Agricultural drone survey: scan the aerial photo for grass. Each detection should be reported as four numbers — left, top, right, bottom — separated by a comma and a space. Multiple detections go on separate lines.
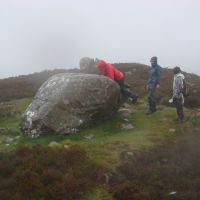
111, 118, 200, 200
0, 98, 193, 167
0, 98, 32, 128
85, 186, 113, 200
0, 98, 198, 199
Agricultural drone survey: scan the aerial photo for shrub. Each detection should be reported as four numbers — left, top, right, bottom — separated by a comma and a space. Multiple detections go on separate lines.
110, 125, 200, 200
0, 145, 105, 200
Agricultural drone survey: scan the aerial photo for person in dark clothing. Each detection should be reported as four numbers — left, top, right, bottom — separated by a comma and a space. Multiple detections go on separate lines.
172, 66, 185, 122
96, 59, 138, 103
146, 56, 161, 114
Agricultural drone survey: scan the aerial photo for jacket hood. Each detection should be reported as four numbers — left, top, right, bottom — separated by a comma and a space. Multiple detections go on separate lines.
96, 60, 107, 71
175, 73, 185, 79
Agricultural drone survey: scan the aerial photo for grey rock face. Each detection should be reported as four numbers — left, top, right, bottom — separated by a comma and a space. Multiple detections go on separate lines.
21, 73, 123, 137
79, 57, 95, 70
79, 57, 99, 74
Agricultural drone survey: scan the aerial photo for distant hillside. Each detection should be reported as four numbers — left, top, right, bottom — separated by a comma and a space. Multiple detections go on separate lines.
0, 64, 199, 107
0, 69, 77, 102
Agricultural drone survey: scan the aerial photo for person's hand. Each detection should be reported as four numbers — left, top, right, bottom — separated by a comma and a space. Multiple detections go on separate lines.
168, 98, 173, 103
156, 84, 160, 90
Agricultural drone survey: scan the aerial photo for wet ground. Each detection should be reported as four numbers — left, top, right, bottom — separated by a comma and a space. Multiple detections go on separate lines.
111, 120, 200, 200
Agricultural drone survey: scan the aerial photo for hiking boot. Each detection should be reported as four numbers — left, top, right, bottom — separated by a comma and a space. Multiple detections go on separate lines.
174, 118, 184, 123
146, 110, 153, 115
146, 108, 157, 115
132, 95, 138, 104
132, 98, 137, 104
177, 118, 184, 123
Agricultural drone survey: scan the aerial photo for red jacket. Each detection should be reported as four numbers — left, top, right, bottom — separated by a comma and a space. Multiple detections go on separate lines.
96, 60, 124, 81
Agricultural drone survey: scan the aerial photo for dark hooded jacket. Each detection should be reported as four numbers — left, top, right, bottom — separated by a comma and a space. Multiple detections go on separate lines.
148, 64, 161, 85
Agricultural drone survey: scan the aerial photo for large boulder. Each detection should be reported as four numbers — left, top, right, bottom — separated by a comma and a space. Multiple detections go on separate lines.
20, 73, 123, 137
79, 57, 95, 70
79, 57, 99, 74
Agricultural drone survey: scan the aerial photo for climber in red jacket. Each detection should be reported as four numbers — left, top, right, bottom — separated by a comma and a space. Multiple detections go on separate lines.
96, 59, 138, 103
96, 59, 124, 81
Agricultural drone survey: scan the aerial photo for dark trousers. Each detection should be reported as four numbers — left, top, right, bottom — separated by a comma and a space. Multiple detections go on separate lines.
173, 97, 184, 121
115, 79, 138, 101
147, 84, 156, 112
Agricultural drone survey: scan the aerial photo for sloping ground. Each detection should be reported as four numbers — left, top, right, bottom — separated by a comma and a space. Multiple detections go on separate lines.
111, 116, 200, 200
0, 98, 200, 199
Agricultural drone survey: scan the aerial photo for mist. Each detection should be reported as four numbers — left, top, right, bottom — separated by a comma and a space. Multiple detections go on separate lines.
0, 0, 200, 78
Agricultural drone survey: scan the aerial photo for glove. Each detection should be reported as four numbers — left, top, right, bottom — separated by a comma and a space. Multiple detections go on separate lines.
168, 98, 173, 103
156, 84, 160, 90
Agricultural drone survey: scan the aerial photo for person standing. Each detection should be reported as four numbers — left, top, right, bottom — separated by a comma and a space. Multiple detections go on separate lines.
146, 56, 161, 114
96, 59, 138, 103
172, 66, 185, 122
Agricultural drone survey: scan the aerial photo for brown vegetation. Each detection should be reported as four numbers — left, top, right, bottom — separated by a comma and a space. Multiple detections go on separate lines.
110, 119, 200, 200
0, 145, 105, 200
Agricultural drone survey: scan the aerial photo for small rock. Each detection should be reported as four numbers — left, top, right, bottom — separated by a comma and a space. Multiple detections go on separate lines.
121, 123, 134, 130
118, 108, 132, 117
168, 191, 177, 195
104, 173, 110, 184
15, 136, 21, 140
6, 137, 14, 143
123, 103, 131, 108
0, 127, 5, 133
126, 151, 134, 156
125, 71, 132, 76
84, 134, 95, 140
169, 128, 176, 133
123, 118, 129, 122
5, 144, 10, 146
132, 68, 137, 72
48, 141, 60, 147
63, 144, 70, 149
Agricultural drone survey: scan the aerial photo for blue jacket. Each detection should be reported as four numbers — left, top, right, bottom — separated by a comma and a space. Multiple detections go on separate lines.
148, 64, 161, 85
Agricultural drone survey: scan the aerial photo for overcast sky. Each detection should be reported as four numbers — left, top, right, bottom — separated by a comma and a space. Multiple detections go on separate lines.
0, 0, 200, 78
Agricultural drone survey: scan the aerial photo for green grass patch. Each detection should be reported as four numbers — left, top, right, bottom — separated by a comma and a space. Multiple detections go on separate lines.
0, 98, 32, 129
84, 186, 113, 200
0, 98, 195, 169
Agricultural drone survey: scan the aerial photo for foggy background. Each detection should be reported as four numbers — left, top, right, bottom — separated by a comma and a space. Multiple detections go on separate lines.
0, 0, 200, 78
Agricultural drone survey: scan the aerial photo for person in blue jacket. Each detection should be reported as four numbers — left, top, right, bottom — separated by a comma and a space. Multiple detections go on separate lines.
146, 56, 161, 114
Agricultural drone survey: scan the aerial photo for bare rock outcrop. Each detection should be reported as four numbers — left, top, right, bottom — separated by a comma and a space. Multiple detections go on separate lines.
21, 73, 123, 137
